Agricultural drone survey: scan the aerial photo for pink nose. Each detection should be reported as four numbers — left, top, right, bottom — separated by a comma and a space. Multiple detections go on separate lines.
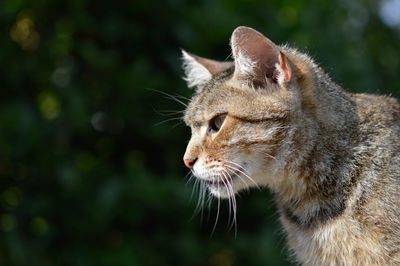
184, 158, 197, 169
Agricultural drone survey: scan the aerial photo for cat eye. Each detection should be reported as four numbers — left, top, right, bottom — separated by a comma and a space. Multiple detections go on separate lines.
208, 113, 227, 134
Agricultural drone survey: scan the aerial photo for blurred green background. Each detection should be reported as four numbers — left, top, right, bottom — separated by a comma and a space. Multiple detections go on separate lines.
1, 0, 400, 265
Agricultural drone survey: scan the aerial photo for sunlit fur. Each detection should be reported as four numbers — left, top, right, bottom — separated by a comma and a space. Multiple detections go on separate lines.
182, 51, 212, 91
181, 26, 400, 265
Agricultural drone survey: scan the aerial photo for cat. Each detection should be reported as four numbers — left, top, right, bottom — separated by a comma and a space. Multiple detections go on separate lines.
180, 26, 400, 265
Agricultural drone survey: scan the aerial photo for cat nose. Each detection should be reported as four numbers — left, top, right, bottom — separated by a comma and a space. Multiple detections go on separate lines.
184, 158, 197, 169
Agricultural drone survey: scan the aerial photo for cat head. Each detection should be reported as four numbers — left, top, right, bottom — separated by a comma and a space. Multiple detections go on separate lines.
181, 26, 315, 198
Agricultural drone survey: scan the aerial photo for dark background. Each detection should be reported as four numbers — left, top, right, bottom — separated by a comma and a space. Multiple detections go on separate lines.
1, 0, 400, 265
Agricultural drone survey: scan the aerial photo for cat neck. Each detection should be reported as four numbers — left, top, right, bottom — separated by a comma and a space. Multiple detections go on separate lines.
270, 61, 360, 229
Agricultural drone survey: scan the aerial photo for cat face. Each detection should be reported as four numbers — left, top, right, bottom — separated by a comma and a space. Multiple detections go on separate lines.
182, 26, 308, 198
183, 85, 291, 198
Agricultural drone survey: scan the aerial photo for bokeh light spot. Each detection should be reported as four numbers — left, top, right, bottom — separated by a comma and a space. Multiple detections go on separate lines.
37, 92, 61, 120
2, 187, 22, 209
10, 9, 40, 51
91, 111, 106, 131
31, 217, 48, 236
380, 0, 400, 27
1, 214, 17, 232
52, 66, 71, 88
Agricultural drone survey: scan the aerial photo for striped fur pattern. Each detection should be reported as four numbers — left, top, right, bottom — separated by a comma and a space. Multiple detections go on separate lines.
181, 26, 400, 265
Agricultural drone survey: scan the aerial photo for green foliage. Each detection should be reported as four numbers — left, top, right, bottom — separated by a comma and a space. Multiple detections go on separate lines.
0, 0, 399, 265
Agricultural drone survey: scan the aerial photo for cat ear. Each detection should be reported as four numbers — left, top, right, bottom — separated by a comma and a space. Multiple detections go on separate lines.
230, 26, 291, 88
181, 50, 233, 92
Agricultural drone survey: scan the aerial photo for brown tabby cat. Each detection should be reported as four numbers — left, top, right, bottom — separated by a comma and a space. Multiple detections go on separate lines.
180, 26, 400, 265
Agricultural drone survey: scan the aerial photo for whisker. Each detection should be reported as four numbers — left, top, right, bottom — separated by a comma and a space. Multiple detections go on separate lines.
206, 192, 213, 223
189, 175, 199, 201
225, 160, 247, 171
171, 121, 184, 128
151, 105, 185, 117
222, 170, 237, 236
211, 182, 221, 236
225, 161, 252, 178
172, 94, 191, 101
225, 162, 261, 190
225, 166, 250, 189
224, 161, 251, 182
227, 167, 260, 190
198, 182, 207, 224
219, 173, 232, 227
184, 171, 194, 184
153, 117, 183, 127
148, 88, 188, 107
157, 109, 186, 116
191, 180, 202, 217
225, 51, 233, 61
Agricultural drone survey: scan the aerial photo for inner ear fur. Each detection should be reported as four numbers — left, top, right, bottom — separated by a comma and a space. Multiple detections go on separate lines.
230, 26, 292, 88
181, 50, 233, 92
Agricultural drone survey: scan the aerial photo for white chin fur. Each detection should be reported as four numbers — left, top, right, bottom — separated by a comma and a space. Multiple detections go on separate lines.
207, 181, 253, 198
208, 186, 231, 198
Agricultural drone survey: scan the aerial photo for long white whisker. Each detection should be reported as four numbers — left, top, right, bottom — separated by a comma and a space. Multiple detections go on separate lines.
224, 164, 251, 180
165, 93, 191, 101
224, 166, 250, 189
225, 163, 261, 190
192, 180, 203, 217
211, 181, 221, 236
190, 176, 199, 201
222, 170, 237, 236
157, 109, 186, 116
206, 192, 213, 222
225, 161, 256, 183
151, 106, 185, 117
153, 117, 183, 127
225, 160, 248, 172
162, 95, 187, 107
199, 182, 207, 224
171, 121, 184, 128
184, 171, 193, 184
148, 88, 188, 107
226, 171, 237, 229
225, 160, 246, 171
219, 173, 232, 227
